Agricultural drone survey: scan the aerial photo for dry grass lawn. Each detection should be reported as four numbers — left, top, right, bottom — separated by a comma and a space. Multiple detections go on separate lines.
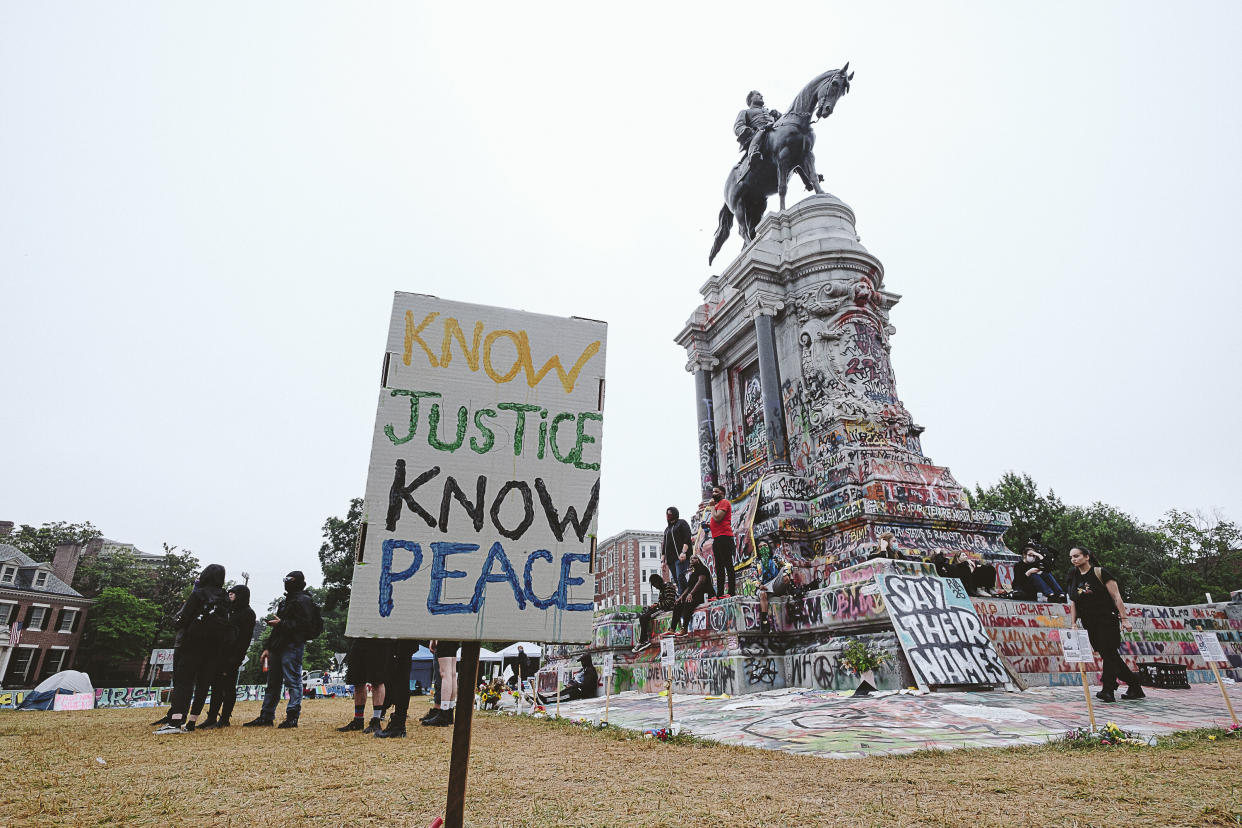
4, 698, 1241, 827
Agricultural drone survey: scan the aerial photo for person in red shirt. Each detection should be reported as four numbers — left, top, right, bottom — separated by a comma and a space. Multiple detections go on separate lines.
708, 485, 737, 597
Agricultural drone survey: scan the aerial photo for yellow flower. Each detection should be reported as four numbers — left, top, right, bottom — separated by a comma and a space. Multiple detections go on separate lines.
1209, 735, 1217, 741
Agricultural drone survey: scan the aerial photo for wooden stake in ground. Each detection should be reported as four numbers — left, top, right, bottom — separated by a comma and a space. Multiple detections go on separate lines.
1193, 627, 1239, 727
444, 642, 481, 828
1059, 628, 1096, 730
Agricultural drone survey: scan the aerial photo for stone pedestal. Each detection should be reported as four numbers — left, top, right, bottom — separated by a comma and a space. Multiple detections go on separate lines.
676, 194, 1013, 580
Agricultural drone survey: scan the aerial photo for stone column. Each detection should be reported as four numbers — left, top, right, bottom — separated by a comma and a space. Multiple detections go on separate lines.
753, 301, 789, 466
691, 355, 719, 499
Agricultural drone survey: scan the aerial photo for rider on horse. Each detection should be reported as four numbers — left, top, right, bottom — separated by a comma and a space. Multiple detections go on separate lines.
733, 91, 781, 169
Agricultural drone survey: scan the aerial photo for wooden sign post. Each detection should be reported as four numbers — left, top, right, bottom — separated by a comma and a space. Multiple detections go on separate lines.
660, 637, 675, 727
1193, 627, 1239, 726
602, 653, 614, 724
344, 294, 607, 828
1060, 628, 1097, 730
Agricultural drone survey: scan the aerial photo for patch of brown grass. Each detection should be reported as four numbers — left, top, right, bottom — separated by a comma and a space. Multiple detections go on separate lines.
3, 699, 1240, 827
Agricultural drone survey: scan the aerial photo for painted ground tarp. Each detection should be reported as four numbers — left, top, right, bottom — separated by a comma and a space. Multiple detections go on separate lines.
346, 294, 607, 643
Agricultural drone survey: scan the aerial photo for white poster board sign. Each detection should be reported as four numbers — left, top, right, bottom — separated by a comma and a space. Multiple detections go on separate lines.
660, 637, 675, 671
1059, 629, 1095, 664
53, 692, 94, 711
1193, 631, 1227, 663
150, 648, 175, 668
602, 652, 614, 679
346, 294, 607, 643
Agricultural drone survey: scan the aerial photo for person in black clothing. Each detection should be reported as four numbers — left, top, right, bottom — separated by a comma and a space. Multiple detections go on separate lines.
947, 550, 998, 598
662, 507, 693, 596
155, 564, 230, 735
508, 644, 533, 689
636, 574, 678, 649
1012, 545, 1065, 602
244, 570, 316, 728
199, 585, 256, 729
1067, 545, 1147, 703
337, 638, 390, 733
375, 639, 422, 738
540, 654, 599, 703
672, 558, 714, 634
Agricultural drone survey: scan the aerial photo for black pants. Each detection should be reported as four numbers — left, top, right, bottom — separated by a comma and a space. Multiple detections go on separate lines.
206, 659, 242, 722
1084, 616, 1142, 692
673, 599, 701, 632
169, 644, 220, 720
712, 535, 736, 597
638, 606, 664, 643
388, 641, 418, 722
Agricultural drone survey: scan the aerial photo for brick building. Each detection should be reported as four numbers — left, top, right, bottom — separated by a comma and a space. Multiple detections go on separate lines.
0, 523, 93, 688
594, 530, 664, 610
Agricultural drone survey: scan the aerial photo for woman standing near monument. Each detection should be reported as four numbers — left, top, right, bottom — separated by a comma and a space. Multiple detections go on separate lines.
1066, 546, 1146, 703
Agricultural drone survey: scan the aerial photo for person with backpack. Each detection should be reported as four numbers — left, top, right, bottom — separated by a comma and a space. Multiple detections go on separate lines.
244, 570, 322, 729
155, 564, 231, 734
199, 584, 257, 729
1067, 545, 1148, 703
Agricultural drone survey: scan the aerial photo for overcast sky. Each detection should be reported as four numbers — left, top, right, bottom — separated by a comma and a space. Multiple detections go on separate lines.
3, 2, 1239, 610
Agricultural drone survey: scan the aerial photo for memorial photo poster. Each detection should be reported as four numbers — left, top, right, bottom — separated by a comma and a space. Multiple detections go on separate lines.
345, 293, 607, 643
879, 573, 1014, 691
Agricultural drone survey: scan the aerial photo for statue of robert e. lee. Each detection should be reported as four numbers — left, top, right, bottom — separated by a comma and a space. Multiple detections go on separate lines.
733, 90, 782, 167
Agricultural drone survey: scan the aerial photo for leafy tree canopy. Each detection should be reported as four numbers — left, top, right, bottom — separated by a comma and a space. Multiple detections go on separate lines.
5, 521, 102, 562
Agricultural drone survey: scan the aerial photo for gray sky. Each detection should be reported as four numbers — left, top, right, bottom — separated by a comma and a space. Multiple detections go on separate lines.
3, 2, 1239, 610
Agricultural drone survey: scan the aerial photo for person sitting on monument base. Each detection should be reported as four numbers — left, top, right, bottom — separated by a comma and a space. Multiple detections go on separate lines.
867, 531, 905, 561
673, 558, 715, 634
635, 573, 678, 651
538, 654, 599, 704
947, 550, 998, 598
756, 545, 792, 633
1012, 545, 1065, 602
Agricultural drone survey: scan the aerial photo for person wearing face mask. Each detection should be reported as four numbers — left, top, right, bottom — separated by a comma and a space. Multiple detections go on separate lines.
708, 486, 737, 597
244, 570, 317, 729
155, 564, 230, 734
1012, 545, 1065, 602
199, 584, 257, 729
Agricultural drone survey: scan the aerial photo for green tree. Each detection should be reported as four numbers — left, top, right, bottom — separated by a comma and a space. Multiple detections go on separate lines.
970, 472, 1066, 554
73, 550, 152, 598
80, 587, 162, 684
317, 498, 361, 659
146, 544, 201, 648
1157, 510, 1242, 603
6, 521, 102, 562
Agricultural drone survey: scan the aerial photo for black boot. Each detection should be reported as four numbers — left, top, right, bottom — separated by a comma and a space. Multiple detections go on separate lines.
418, 707, 439, 724
1095, 690, 1117, 703
198, 715, 219, 730
277, 712, 299, 729
150, 714, 170, 726
1122, 683, 1146, 700
217, 717, 230, 728
337, 718, 365, 732
375, 716, 406, 738
423, 708, 453, 727
243, 714, 274, 727
362, 717, 383, 734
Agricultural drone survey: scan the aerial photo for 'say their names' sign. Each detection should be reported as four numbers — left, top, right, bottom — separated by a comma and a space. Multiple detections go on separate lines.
345, 293, 607, 643
879, 573, 1014, 691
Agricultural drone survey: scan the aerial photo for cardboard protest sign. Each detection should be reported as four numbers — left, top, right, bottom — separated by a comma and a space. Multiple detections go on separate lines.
660, 637, 675, 671
150, 648, 174, 668
346, 294, 607, 643
1059, 629, 1095, 664
1192, 631, 1227, 663
53, 692, 94, 711
601, 652, 614, 679
879, 573, 1014, 691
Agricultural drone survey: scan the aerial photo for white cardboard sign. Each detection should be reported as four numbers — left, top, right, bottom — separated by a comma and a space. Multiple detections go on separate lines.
1059, 629, 1095, 664
1192, 631, 1227, 663
150, 648, 175, 667
602, 652, 614, 678
345, 293, 607, 643
660, 637, 675, 670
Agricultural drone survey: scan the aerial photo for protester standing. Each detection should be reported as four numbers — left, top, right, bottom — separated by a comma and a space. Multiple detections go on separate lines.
708, 486, 737, 597
1067, 546, 1147, 703
375, 639, 421, 738
662, 507, 693, 596
422, 639, 459, 727
244, 570, 317, 728
199, 584, 256, 729
337, 638, 390, 733
155, 564, 230, 734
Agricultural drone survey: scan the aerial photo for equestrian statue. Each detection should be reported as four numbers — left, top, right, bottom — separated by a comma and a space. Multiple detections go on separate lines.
708, 64, 855, 266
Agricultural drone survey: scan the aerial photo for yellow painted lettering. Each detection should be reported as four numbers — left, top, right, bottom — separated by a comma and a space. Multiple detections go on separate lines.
404, 311, 440, 367
439, 318, 483, 371
520, 334, 602, 394
483, 329, 524, 383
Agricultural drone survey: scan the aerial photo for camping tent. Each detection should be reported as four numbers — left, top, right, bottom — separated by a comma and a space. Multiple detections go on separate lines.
18, 670, 94, 710
495, 642, 542, 658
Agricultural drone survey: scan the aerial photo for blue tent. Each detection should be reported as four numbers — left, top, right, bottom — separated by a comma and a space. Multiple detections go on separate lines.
408, 645, 435, 693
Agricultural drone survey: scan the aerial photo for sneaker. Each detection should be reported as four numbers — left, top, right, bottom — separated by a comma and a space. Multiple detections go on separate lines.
1095, 690, 1117, 703
198, 718, 218, 730
216, 719, 230, 728
184, 721, 196, 732
150, 715, 170, 726
153, 724, 183, 735
424, 708, 453, 727
375, 719, 407, 739
363, 717, 383, 734
418, 707, 440, 724
337, 718, 365, 732
1122, 685, 1146, 700
243, 716, 274, 727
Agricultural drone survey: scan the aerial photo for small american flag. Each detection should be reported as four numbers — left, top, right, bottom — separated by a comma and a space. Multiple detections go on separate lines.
10, 621, 21, 647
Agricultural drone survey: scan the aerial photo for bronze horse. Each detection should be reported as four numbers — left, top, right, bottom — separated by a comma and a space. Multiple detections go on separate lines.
708, 65, 854, 265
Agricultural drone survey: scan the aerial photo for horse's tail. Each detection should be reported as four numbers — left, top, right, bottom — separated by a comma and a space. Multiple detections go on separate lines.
708, 204, 733, 265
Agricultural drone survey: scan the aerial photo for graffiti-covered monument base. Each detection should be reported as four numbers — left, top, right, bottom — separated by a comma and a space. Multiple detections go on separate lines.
676, 193, 1014, 583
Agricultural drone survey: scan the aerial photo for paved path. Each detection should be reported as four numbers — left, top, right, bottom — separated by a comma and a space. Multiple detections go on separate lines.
549, 682, 1242, 758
